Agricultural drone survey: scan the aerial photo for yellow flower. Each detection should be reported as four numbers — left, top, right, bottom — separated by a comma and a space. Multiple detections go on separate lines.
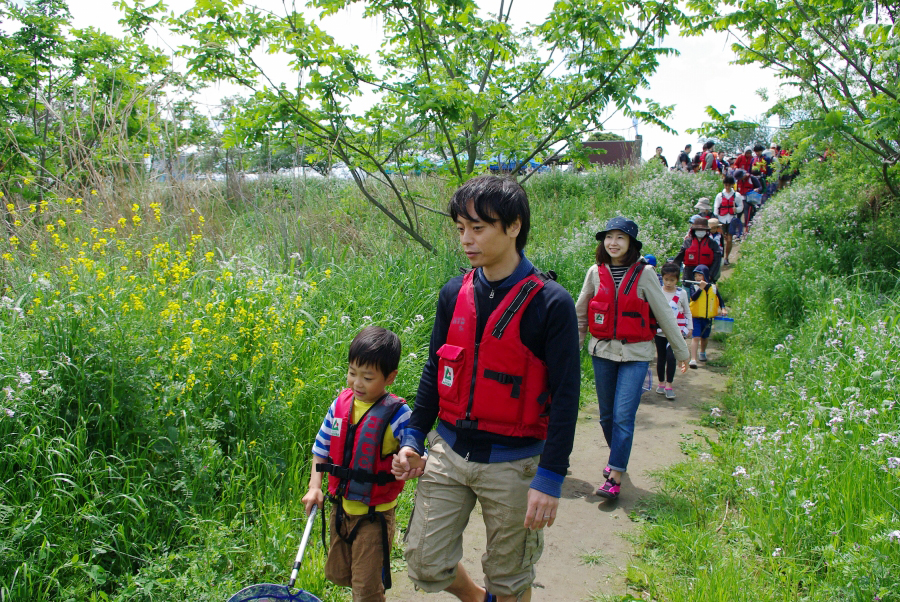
91, 190, 98, 196
132, 204, 140, 212
57, 219, 66, 228
65, 197, 73, 204
132, 216, 141, 225
45, 224, 55, 233
229, 353, 238, 361
74, 209, 82, 215
319, 315, 327, 326
324, 268, 332, 278
0, 191, 4, 198
5, 203, 13, 212
2, 253, 13, 261
23, 178, 32, 185
204, 251, 214, 262
143, 153, 151, 159
14, 220, 21, 227
9, 236, 18, 246
118, 217, 127, 227
29, 204, 36, 213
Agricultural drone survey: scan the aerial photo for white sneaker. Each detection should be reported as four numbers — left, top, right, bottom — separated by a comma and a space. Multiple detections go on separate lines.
689, 359, 698, 369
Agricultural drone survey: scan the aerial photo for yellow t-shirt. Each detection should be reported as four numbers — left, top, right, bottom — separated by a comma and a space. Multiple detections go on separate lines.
341, 397, 401, 515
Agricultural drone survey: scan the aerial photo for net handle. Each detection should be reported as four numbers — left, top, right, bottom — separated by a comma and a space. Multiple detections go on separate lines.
288, 505, 319, 589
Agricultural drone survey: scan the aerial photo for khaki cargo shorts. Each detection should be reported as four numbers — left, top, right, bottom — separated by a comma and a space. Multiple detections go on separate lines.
404, 432, 544, 597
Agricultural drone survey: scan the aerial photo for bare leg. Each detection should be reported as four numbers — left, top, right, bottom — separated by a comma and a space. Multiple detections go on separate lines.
691, 336, 700, 362
724, 233, 732, 261
700, 337, 709, 353
445, 563, 487, 602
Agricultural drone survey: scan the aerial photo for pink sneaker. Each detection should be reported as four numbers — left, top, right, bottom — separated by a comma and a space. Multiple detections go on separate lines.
596, 478, 620, 499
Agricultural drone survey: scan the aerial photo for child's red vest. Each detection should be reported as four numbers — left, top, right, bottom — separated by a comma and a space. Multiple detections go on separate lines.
684, 235, 715, 268
436, 270, 551, 439
736, 178, 754, 196
588, 263, 656, 344
324, 388, 405, 507
718, 192, 737, 216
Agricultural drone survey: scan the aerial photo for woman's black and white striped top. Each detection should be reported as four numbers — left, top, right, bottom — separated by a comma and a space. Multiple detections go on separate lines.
608, 264, 630, 288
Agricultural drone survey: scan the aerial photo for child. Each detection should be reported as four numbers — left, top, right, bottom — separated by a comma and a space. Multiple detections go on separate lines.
693, 197, 713, 219
655, 263, 692, 399
675, 217, 722, 284
302, 325, 420, 601
713, 175, 744, 266
707, 218, 724, 249
687, 265, 726, 368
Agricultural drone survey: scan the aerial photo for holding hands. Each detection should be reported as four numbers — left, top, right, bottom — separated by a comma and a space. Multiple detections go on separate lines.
392, 446, 426, 480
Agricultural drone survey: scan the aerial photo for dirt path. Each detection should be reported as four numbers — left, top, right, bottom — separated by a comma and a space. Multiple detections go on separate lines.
390, 264, 734, 601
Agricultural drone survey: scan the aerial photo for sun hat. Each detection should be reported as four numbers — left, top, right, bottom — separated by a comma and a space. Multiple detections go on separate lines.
691, 217, 710, 230
733, 168, 746, 180
707, 218, 721, 229
689, 213, 701, 224
744, 146, 753, 153
595, 216, 643, 252
694, 197, 712, 212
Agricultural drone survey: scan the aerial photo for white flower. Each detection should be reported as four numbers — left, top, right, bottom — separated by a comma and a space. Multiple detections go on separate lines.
3, 408, 12, 418
887, 457, 900, 470
774, 344, 786, 352
362, 315, 373, 322
37, 369, 49, 379
3, 386, 13, 400
340, 316, 351, 324
732, 466, 747, 477
710, 407, 723, 418
772, 547, 783, 557
699, 452, 712, 462
408, 353, 418, 359
17, 372, 32, 385
414, 314, 425, 322
888, 530, 900, 543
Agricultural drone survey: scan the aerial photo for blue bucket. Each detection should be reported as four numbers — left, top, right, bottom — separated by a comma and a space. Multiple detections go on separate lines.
713, 316, 734, 334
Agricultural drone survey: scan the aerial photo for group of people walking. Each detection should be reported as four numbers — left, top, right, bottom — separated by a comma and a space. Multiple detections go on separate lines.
297, 166, 762, 601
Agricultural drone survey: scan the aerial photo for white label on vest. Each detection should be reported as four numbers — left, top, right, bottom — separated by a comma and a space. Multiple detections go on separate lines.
332, 417, 342, 436
442, 366, 454, 387
595, 314, 605, 325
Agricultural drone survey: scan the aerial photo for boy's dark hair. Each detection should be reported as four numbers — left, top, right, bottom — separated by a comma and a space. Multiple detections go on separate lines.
684, 144, 692, 150
723, 175, 735, 185
448, 175, 530, 251
595, 240, 642, 267
753, 144, 765, 153
661, 262, 681, 278
348, 326, 401, 377
703, 140, 715, 150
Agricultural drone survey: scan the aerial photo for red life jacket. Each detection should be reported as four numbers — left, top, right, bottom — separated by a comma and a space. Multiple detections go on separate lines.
718, 193, 736, 216
323, 388, 405, 507
657, 293, 688, 336
684, 235, 715, 268
436, 270, 551, 439
699, 151, 709, 170
587, 263, 656, 344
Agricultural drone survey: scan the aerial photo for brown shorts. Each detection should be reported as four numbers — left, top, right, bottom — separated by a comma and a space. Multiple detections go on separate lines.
404, 432, 543, 597
324, 505, 396, 602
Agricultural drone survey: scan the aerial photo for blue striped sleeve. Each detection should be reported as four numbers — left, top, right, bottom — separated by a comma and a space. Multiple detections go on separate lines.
312, 399, 338, 459
388, 403, 412, 440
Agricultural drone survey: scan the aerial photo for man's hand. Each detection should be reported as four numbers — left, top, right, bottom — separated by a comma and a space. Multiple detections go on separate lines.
301, 487, 323, 515
392, 446, 425, 480
523, 488, 559, 530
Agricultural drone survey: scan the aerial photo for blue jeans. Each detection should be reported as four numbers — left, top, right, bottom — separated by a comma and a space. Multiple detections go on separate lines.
592, 356, 650, 473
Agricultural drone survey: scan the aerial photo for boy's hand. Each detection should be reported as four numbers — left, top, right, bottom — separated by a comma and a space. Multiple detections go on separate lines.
679, 359, 689, 374
392, 446, 425, 480
301, 488, 324, 515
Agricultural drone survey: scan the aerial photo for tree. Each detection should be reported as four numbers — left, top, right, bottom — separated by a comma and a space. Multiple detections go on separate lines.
686, 0, 900, 197
687, 105, 773, 156
122, 0, 686, 251
587, 132, 626, 142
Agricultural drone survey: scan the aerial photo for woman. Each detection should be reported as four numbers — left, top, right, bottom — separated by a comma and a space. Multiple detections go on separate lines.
575, 217, 690, 499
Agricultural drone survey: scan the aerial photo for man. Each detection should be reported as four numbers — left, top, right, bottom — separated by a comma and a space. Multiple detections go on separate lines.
393, 175, 580, 602
652, 146, 669, 168
676, 144, 692, 171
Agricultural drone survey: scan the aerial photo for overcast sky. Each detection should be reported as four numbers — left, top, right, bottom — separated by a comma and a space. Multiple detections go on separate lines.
67, 0, 784, 161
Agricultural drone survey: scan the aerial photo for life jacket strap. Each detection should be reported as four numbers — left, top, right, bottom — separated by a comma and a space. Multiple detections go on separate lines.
331, 500, 393, 590
491, 279, 539, 339
316, 463, 397, 485
483, 369, 523, 398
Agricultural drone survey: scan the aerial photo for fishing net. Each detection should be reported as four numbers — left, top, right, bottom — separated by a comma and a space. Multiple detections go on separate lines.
226, 507, 323, 602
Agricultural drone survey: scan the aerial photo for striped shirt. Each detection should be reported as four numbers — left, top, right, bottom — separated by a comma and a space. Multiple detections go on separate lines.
609, 265, 630, 288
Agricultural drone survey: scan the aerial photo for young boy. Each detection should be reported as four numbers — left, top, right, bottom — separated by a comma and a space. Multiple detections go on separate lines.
713, 175, 744, 266
707, 218, 723, 249
655, 263, 692, 398
302, 325, 421, 601
687, 265, 726, 368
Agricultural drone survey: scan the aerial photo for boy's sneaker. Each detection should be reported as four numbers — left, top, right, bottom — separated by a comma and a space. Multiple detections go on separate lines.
689, 359, 698, 369
603, 465, 611, 478
596, 478, 621, 499
656, 384, 666, 395
665, 387, 676, 400
699, 352, 708, 362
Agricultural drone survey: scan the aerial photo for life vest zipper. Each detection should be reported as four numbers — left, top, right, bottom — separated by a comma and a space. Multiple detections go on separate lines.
466, 340, 480, 420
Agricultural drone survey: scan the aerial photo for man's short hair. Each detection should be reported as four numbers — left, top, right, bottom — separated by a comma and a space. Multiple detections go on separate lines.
348, 326, 401, 377
684, 144, 692, 150
753, 144, 765, 153
656, 146, 663, 151
723, 175, 735, 185
448, 175, 531, 251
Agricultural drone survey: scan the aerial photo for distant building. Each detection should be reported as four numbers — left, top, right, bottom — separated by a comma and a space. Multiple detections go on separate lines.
583, 135, 642, 166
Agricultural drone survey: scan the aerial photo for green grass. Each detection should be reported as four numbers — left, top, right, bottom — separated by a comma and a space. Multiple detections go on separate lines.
625, 160, 900, 601
0, 165, 721, 600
